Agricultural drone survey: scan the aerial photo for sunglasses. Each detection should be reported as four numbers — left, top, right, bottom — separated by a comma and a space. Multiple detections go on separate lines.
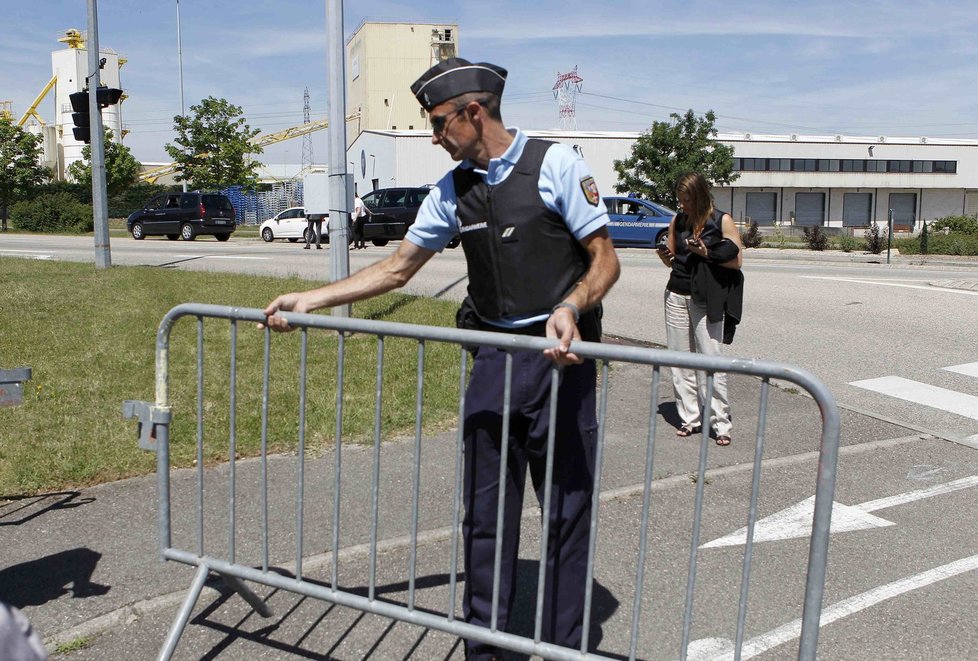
429, 105, 467, 133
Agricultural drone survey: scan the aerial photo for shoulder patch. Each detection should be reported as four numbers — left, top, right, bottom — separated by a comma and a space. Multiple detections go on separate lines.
579, 176, 600, 206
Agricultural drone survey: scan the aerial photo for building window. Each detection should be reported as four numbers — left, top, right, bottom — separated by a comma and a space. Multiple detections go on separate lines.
792, 159, 816, 171
841, 160, 863, 172
933, 161, 957, 173
865, 160, 886, 172
732, 158, 742, 170
887, 160, 912, 173
912, 161, 931, 173
741, 158, 766, 171
819, 159, 840, 172
770, 158, 791, 171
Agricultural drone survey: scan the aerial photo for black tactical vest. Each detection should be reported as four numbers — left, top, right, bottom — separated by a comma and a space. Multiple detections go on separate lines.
452, 139, 590, 320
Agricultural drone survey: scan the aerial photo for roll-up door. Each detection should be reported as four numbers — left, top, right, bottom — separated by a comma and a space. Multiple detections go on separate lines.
794, 193, 825, 226
843, 192, 873, 227
745, 192, 777, 225
888, 193, 916, 230
965, 193, 978, 216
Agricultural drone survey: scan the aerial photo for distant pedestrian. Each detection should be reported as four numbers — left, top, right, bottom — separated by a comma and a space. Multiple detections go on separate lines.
352, 194, 368, 249
304, 212, 324, 250
656, 172, 743, 446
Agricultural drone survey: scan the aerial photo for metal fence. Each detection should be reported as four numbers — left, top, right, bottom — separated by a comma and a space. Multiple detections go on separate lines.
125, 303, 840, 661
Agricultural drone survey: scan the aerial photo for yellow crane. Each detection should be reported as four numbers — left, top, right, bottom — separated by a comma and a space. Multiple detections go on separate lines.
138, 117, 329, 183
17, 75, 58, 127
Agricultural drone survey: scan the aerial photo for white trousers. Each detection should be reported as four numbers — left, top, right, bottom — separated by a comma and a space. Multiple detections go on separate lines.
663, 290, 732, 436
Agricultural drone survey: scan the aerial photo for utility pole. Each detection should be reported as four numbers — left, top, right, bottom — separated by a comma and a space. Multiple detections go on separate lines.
87, 0, 111, 269
325, 0, 351, 316
176, 0, 187, 192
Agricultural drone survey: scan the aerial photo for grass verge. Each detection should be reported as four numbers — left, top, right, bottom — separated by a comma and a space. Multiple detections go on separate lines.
0, 258, 461, 495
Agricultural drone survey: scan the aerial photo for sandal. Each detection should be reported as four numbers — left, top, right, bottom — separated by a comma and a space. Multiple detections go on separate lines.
676, 425, 701, 438
715, 435, 731, 446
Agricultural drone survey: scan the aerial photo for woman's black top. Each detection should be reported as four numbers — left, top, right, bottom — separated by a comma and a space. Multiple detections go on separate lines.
666, 211, 724, 295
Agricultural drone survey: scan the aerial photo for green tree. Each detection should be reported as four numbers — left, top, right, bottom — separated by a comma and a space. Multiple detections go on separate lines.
66, 130, 141, 198
613, 109, 738, 209
0, 117, 50, 231
164, 96, 262, 190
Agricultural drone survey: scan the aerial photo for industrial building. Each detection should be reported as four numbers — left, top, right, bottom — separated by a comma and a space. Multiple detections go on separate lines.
349, 129, 978, 229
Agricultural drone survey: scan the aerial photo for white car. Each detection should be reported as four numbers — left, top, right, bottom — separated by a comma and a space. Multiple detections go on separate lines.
260, 207, 309, 242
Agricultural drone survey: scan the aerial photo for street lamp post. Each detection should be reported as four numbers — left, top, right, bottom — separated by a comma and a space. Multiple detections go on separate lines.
176, 0, 187, 192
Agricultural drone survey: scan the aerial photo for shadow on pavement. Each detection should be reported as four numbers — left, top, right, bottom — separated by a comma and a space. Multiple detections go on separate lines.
0, 491, 95, 527
182, 561, 618, 660
0, 547, 110, 608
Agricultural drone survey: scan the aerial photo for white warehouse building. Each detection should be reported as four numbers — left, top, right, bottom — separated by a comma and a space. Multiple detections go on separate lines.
348, 130, 978, 231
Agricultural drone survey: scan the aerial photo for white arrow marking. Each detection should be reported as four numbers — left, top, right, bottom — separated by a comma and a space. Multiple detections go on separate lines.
702, 476, 978, 548
689, 554, 978, 661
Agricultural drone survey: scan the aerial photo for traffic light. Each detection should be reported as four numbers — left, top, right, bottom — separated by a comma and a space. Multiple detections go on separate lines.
69, 91, 90, 143
69, 86, 124, 144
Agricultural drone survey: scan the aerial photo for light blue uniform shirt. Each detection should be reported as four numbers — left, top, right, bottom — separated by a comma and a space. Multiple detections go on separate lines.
406, 129, 610, 326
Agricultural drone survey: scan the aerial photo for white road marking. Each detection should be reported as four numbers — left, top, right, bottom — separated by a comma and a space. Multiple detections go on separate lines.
173, 254, 271, 260
702, 476, 978, 548
944, 362, 978, 378
850, 376, 978, 420
800, 275, 978, 296
690, 554, 978, 660
0, 251, 53, 260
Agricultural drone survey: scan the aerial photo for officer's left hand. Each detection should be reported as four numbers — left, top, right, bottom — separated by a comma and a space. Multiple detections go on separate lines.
544, 307, 583, 366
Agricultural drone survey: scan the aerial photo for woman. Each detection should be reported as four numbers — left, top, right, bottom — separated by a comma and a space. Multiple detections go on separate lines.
656, 173, 743, 446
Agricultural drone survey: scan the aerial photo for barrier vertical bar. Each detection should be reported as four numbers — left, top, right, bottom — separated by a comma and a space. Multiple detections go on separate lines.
734, 378, 770, 660
581, 359, 610, 653
448, 347, 468, 621
228, 319, 238, 564
533, 366, 561, 644
798, 386, 841, 660
368, 336, 385, 601
296, 328, 308, 580
490, 352, 514, 632
196, 317, 205, 558
408, 341, 426, 610
680, 373, 716, 659
629, 365, 662, 661
331, 332, 346, 592
260, 327, 271, 572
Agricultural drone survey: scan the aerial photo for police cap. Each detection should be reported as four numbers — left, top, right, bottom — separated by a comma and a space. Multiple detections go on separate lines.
411, 58, 507, 111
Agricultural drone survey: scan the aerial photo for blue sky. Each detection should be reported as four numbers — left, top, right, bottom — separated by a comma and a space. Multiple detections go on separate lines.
3, 0, 978, 164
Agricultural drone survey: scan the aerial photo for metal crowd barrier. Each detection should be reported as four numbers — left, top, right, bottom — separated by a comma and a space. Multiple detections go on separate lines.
125, 303, 840, 661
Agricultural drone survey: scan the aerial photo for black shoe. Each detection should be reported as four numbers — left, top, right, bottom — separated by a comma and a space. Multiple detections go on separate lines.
316, 245, 322, 249
303, 245, 310, 249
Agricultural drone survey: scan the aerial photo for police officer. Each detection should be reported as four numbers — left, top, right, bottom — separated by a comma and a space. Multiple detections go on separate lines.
261, 58, 620, 659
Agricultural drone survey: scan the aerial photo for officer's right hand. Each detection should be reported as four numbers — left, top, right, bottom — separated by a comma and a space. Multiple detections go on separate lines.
259, 293, 305, 332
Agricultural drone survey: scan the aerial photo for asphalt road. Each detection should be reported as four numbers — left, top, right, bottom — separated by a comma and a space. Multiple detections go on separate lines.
3, 233, 978, 660
5, 233, 977, 442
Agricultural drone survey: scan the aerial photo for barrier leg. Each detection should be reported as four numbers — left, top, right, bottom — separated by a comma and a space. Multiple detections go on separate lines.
221, 574, 274, 617
158, 563, 210, 661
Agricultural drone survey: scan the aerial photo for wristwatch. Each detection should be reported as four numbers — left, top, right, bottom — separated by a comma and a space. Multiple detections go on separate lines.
551, 301, 580, 322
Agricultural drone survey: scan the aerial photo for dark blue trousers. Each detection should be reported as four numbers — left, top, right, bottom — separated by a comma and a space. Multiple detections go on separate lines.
462, 347, 597, 659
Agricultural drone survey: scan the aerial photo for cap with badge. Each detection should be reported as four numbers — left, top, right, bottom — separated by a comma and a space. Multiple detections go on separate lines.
411, 58, 507, 111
